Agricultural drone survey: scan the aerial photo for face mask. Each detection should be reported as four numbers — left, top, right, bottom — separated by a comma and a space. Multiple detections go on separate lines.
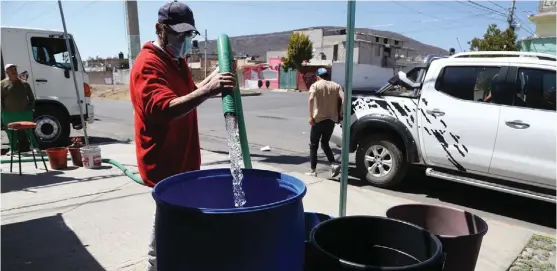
165, 34, 186, 58
182, 38, 193, 56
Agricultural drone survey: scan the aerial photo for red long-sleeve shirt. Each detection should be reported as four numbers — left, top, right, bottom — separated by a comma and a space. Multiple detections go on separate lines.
130, 42, 201, 187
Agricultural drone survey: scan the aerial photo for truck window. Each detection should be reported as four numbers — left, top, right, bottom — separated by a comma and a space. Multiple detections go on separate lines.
435, 66, 501, 102
514, 68, 556, 111
30, 37, 78, 71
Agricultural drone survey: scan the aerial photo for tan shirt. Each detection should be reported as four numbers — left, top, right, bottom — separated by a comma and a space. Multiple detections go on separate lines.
309, 80, 344, 123
1, 78, 35, 112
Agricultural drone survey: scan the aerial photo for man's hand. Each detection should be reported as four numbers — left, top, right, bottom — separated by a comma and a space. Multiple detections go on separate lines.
309, 117, 315, 126
201, 72, 236, 97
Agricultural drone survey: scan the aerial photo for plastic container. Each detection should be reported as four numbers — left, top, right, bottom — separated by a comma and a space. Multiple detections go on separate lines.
310, 216, 445, 271
152, 168, 307, 271
80, 146, 101, 169
68, 147, 83, 167
45, 147, 68, 170
386, 204, 488, 271
304, 212, 333, 271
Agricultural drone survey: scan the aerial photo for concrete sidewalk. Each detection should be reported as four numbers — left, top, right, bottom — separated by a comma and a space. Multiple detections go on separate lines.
0, 143, 538, 270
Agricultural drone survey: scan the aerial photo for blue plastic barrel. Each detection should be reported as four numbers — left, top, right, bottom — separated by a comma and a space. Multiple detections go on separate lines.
152, 168, 307, 271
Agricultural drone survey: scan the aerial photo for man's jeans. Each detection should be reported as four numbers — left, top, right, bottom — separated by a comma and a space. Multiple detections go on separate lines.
146, 209, 157, 271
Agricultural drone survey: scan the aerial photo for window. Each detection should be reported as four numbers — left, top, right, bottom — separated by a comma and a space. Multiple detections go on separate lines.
375, 37, 379, 43
514, 68, 556, 111
31, 37, 78, 71
435, 66, 501, 102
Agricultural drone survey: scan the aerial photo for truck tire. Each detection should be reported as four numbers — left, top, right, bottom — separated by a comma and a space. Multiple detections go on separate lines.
34, 104, 70, 149
356, 134, 408, 188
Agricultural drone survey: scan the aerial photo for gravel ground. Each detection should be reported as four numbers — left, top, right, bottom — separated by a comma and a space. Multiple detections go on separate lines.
508, 234, 556, 271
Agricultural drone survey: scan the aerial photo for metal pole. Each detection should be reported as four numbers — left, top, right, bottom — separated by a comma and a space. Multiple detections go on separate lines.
57, 0, 89, 146
125, 0, 141, 68
339, 0, 356, 217
204, 29, 208, 78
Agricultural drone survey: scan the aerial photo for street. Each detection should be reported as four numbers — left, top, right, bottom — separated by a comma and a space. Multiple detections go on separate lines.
81, 92, 554, 235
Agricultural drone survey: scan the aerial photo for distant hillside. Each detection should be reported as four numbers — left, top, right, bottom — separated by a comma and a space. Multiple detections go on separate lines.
194, 26, 448, 60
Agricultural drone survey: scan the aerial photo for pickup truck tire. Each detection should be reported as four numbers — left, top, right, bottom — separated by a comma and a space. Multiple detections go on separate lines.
34, 105, 70, 149
356, 135, 408, 188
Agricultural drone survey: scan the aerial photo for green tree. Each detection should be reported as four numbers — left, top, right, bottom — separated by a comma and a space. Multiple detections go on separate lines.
468, 24, 520, 51
281, 32, 313, 72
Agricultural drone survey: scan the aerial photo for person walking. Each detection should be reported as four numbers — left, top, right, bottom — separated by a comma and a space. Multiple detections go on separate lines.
128, 2, 236, 270
306, 68, 344, 178
1, 64, 36, 153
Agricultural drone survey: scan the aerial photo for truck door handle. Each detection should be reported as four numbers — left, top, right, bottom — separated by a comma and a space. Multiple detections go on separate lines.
425, 109, 445, 116
35, 79, 48, 82
505, 120, 530, 129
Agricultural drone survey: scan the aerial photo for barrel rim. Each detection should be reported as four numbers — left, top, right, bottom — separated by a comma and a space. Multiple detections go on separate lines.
385, 204, 489, 239
309, 215, 444, 270
152, 168, 307, 214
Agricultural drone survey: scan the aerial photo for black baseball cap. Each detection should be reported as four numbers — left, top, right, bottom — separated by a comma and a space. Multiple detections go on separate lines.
158, 1, 199, 34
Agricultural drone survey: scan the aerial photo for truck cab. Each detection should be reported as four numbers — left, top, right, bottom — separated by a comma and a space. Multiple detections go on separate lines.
1, 27, 95, 148
333, 51, 556, 203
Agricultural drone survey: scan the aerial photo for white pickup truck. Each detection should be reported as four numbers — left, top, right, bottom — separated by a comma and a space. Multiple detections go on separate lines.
1, 27, 95, 148
331, 51, 556, 203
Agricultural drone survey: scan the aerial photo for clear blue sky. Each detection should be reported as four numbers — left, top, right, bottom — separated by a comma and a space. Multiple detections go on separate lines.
1, 0, 539, 59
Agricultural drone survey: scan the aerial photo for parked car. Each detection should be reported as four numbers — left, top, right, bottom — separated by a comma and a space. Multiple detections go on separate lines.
1, 27, 95, 148
331, 51, 556, 203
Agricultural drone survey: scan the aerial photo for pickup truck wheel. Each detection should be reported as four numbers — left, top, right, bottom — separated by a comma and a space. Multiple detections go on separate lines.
356, 135, 407, 188
34, 105, 70, 149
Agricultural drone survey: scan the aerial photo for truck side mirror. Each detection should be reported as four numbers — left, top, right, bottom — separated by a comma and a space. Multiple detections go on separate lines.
397, 71, 420, 89
64, 69, 70, 79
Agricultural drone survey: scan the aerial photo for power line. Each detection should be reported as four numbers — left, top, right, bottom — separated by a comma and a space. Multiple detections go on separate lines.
389, 1, 440, 20
28, 1, 98, 25
458, 1, 507, 17
369, 12, 495, 29
488, 1, 507, 11
4, 2, 29, 21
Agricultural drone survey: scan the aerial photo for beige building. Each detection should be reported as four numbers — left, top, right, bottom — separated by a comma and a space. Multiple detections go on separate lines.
267, 28, 407, 68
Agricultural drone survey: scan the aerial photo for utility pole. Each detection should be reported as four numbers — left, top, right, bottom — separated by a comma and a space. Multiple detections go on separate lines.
125, 0, 141, 68
204, 29, 208, 78
508, 0, 516, 30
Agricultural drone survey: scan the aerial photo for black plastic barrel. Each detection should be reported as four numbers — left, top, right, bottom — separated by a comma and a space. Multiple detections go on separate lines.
386, 204, 488, 271
309, 216, 445, 270
304, 212, 333, 271
152, 168, 307, 271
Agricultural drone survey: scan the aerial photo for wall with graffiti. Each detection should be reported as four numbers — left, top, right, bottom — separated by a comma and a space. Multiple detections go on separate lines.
241, 63, 279, 89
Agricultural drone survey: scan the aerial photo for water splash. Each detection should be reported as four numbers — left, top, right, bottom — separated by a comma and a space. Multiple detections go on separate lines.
224, 113, 247, 207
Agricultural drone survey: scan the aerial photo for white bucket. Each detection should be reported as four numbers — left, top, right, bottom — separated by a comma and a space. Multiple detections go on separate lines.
80, 146, 102, 169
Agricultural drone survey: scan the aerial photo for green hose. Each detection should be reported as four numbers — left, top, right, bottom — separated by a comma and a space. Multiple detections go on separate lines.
216, 34, 252, 169
0, 156, 145, 186
217, 34, 236, 115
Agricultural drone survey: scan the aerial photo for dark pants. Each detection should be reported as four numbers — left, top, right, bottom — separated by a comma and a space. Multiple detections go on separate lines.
309, 119, 336, 170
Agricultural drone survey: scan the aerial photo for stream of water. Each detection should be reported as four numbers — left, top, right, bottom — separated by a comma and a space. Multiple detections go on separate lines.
224, 113, 247, 207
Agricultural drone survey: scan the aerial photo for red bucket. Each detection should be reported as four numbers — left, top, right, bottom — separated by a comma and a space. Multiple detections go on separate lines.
46, 147, 68, 170
68, 147, 83, 167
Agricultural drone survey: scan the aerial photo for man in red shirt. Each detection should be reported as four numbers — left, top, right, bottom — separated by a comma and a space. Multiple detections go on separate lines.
129, 2, 235, 270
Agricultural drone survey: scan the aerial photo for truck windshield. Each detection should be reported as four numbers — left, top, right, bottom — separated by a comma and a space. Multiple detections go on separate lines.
31, 36, 79, 71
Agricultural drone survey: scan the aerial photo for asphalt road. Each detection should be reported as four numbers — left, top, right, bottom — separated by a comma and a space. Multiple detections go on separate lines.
52, 92, 557, 235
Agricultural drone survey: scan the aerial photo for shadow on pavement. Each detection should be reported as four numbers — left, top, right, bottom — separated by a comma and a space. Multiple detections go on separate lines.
1, 214, 105, 271
73, 136, 131, 146
339, 165, 556, 229
1, 171, 123, 194
206, 149, 348, 169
